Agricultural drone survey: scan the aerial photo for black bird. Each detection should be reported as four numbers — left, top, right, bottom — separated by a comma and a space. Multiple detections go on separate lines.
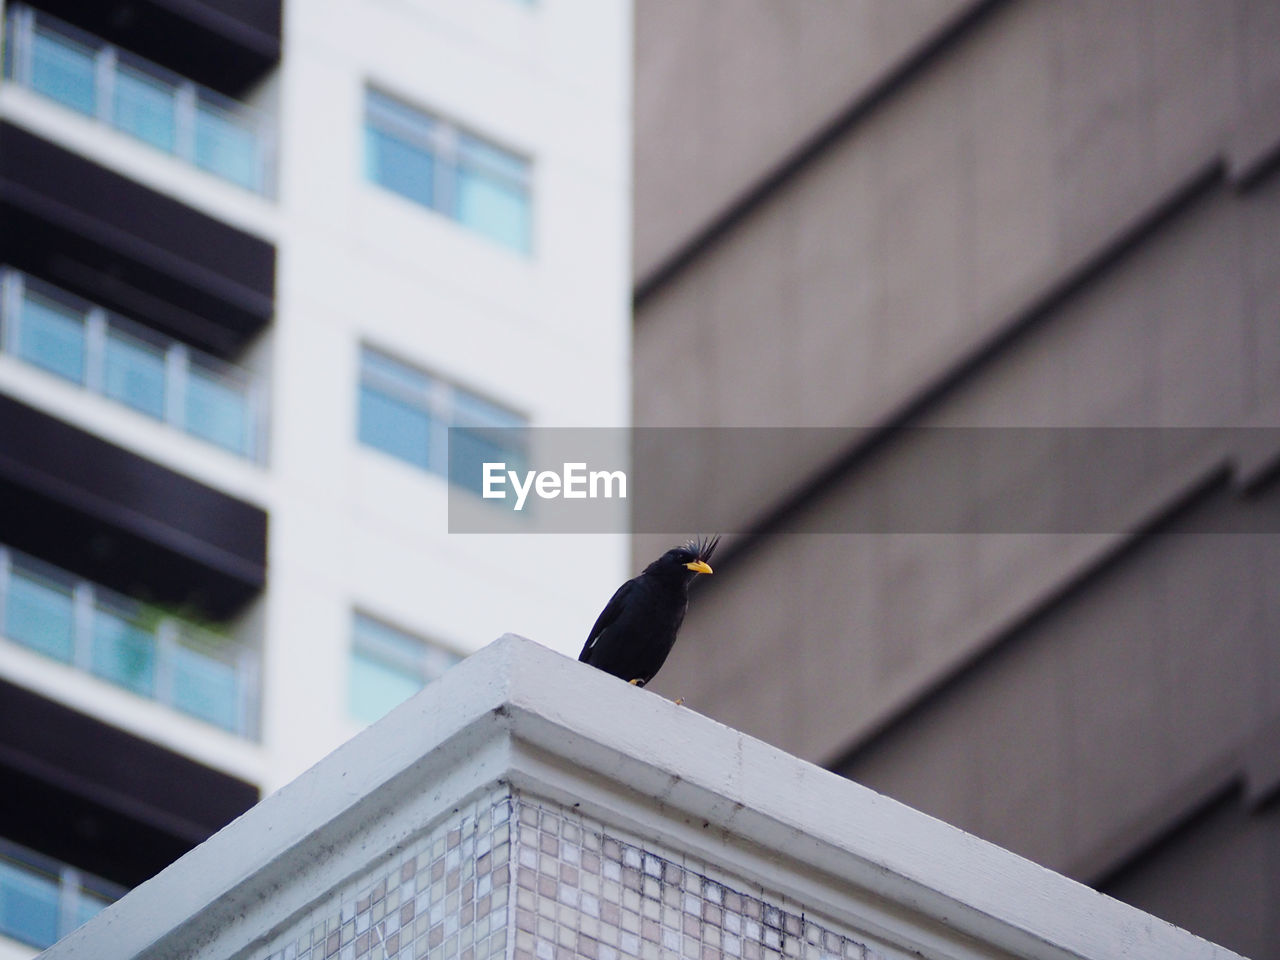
579, 536, 720, 688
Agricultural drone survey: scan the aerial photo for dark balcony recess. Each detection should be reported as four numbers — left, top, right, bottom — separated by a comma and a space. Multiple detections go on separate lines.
22, 0, 281, 96
0, 123, 275, 358
0, 395, 267, 619
0, 679, 258, 887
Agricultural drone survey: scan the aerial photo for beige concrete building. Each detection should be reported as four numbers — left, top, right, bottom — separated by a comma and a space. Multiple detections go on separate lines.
631, 2, 1280, 958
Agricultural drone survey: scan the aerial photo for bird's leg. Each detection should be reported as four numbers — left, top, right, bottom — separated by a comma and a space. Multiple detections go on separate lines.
628, 678, 646, 687
674, 697, 685, 706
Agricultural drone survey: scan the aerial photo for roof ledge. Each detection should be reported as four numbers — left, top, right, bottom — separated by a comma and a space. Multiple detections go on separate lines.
43, 634, 1242, 960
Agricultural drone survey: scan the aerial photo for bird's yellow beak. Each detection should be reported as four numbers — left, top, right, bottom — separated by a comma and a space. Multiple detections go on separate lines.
685, 560, 713, 575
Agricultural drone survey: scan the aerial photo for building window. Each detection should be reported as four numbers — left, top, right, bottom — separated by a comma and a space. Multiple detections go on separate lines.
0, 838, 122, 949
364, 89, 532, 254
2, 5, 272, 194
357, 345, 527, 494
348, 614, 461, 725
0, 545, 259, 738
0, 268, 263, 460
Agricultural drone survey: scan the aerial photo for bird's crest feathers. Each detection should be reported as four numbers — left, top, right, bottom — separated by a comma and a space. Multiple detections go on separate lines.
684, 534, 721, 564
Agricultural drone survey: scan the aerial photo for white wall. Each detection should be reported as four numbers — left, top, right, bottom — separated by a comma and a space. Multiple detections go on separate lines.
261, 0, 632, 788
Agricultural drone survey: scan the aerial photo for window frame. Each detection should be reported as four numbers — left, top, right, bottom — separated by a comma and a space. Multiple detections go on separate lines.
348, 612, 462, 725
363, 87, 533, 254
356, 344, 528, 492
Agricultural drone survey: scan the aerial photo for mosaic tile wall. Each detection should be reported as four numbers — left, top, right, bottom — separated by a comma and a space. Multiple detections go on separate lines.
248, 786, 886, 960
253, 786, 512, 960
507, 794, 884, 960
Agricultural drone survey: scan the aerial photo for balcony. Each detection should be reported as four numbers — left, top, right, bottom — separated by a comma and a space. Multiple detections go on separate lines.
2, 4, 274, 195
0, 267, 264, 461
0, 837, 123, 950
0, 544, 260, 739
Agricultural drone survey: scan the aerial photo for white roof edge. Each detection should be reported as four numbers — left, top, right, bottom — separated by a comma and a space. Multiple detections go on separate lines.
493, 637, 1242, 960
40, 634, 1243, 960
40, 636, 522, 960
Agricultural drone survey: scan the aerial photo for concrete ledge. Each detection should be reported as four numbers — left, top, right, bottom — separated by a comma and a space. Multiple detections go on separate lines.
41, 634, 1242, 960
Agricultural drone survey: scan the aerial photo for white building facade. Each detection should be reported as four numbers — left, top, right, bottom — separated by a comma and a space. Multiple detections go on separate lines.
0, 1, 630, 953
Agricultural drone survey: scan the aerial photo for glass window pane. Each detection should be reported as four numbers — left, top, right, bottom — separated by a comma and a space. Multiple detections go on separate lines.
30, 27, 96, 116
103, 328, 166, 419
91, 606, 156, 697
358, 384, 433, 469
5, 568, 75, 662
171, 643, 239, 732
365, 127, 435, 209
195, 102, 260, 191
456, 166, 531, 254
349, 615, 459, 725
185, 365, 250, 456
0, 857, 60, 948
113, 64, 176, 153
18, 290, 86, 383
353, 615, 429, 667
348, 648, 422, 725
366, 90, 438, 146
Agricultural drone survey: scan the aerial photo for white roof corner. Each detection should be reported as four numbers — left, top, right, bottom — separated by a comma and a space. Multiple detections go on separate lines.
40, 633, 1243, 960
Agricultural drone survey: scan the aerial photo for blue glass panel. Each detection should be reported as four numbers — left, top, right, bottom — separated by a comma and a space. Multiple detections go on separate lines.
4, 569, 74, 662
358, 385, 433, 470
18, 291, 86, 383
113, 64, 176, 152
365, 127, 435, 209
353, 615, 425, 661
91, 607, 156, 697
185, 366, 250, 456
103, 329, 166, 419
172, 643, 239, 732
456, 165, 530, 254
30, 27, 95, 116
348, 648, 422, 725
366, 90, 437, 138
195, 103, 259, 190
0, 858, 60, 948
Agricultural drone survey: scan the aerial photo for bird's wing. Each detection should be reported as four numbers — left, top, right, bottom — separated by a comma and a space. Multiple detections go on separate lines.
579, 579, 635, 662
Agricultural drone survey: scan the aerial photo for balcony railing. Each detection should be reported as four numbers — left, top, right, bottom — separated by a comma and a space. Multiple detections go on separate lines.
0, 268, 265, 461
0, 837, 123, 950
0, 545, 260, 739
2, 4, 274, 195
